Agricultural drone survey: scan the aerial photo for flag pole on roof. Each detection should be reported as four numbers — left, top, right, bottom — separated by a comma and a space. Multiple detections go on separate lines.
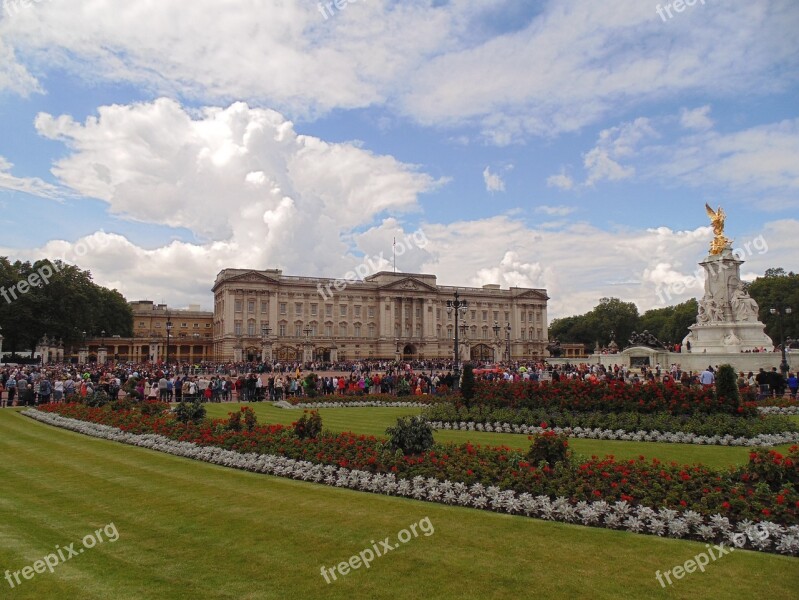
393, 237, 396, 273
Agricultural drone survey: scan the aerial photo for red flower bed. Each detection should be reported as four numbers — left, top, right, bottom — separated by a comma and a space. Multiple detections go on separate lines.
37, 403, 797, 525
469, 379, 757, 416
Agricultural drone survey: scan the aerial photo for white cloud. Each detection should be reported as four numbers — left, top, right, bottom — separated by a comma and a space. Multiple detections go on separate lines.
546, 172, 575, 190
1, 2, 797, 141
6, 98, 442, 303
583, 117, 656, 186
680, 105, 713, 131
482, 166, 506, 192
535, 205, 576, 217
0, 156, 64, 199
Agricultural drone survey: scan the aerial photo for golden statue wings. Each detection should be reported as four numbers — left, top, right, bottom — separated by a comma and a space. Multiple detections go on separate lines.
705, 203, 730, 254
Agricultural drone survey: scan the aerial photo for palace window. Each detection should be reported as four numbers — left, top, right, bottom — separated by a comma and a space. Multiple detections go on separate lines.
247, 320, 256, 336
235, 300, 243, 313
260, 300, 268, 313
279, 302, 287, 315
295, 302, 303, 316
234, 321, 242, 336
354, 305, 361, 318
310, 303, 318, 317
247, 300, 255, 313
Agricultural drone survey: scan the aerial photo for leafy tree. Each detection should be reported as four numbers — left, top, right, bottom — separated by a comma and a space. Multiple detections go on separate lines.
0, 258, 132, 356
748, 269, 799, 342
639, 299, 698, 346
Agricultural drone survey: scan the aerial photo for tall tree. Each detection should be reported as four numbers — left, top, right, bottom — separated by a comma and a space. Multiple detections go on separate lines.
0, 258, 133, 356
748, 268, 799, 342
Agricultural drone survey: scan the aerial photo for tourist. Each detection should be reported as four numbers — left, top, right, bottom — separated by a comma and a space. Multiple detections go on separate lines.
54, 378, 64, 402
699, 366, 715, 387
5, 376, 15, 406
788, 373, 798, 399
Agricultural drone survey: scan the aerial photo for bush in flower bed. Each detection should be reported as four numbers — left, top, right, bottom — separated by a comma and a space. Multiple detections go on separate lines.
287, 393, 441, 406
35, 402, 799, 528
293, 410, 323, 439
422, 403, 798, 438
526, 430, 570, 466
468, 379, 757, 416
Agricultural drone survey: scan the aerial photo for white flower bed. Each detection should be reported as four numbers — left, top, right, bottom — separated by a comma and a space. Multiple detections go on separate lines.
274, 400, 428, 409
428, 420, 799, 447
22, 409, 799, 555
759, 406, 799, 415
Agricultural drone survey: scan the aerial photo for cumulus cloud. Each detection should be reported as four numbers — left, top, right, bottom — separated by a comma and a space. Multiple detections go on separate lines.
6, 98, 441, 304
546, 172, 575, 190
482, 166, 506, 192
680, 105, 713, 131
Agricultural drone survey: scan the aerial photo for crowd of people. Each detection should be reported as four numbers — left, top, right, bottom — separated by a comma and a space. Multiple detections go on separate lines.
0, 358, 796, 408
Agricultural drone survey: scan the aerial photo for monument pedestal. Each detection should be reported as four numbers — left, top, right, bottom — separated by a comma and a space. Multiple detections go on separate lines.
682, 246, 772, 353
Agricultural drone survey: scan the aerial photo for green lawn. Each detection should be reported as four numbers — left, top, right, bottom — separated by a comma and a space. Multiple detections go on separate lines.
203, 403, 795, 469
1, 408, 797, 599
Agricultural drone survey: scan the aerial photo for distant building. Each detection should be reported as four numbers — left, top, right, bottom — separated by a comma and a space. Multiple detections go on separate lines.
212, 269, 549, 362
81, 300, 213, 363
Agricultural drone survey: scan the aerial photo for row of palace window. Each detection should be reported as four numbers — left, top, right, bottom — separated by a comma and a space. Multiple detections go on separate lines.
233, 300, 543, 324
232, 320, 544, 341
138, 321, 211, 329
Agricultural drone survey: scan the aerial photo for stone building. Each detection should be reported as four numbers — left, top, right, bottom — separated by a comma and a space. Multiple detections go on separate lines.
81, 300, 213, 363
212, 269, 549, 362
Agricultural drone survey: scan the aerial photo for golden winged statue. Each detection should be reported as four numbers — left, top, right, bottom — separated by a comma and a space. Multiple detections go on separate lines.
705, 203, 731, 255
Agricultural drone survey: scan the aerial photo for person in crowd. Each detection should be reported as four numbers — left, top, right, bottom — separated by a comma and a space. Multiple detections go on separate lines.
788, 372, 798, 399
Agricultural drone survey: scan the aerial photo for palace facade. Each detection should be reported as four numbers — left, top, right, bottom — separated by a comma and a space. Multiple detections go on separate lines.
212, 269, 549, 362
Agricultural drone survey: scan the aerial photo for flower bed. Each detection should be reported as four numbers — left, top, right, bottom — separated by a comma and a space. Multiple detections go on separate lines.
429, 421, 799, 447
287, 394, 440, 406
422, 404, 799, 442
276, 400, 429, 409
24, 407, 799, 555
469, 379, 757, 416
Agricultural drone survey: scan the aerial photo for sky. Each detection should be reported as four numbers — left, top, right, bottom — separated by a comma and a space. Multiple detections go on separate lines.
0, 0, 797, 320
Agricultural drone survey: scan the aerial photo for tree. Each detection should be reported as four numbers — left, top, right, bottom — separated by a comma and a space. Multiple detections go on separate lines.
0, 258, 133, 355
640, 299, 698, 346
748, 269, 799, 342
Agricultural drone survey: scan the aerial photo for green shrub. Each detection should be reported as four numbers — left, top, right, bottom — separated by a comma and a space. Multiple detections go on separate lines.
112, 396, 134, 411
526, 431, 571, 466
174, 399, 206, 424
242, 406, 257, 431
461, 364, 475, 404
397, 378, 411, 397
715, 364, 740, 410
139, 400, 168, 416
226, 411, 242, 431
385, 415, 434, 455
303, 374, 319, 398
84, 391, 111, 407
294, 410, 323, 439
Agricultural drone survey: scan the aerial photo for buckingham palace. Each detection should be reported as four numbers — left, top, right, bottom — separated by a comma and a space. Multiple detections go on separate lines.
212, 268, 549, 362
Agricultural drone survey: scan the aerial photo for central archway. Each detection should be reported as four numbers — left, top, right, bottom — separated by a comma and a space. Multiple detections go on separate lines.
402, 344, 417, 361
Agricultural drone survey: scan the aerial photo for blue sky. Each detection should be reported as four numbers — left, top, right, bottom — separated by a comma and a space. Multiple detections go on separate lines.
0, 0, 797, 318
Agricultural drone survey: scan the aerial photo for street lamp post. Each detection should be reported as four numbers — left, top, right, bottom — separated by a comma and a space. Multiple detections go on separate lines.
261, 324, 272, 363
770, 306, 793, 377
504, 322, 512, 363
165, 313, 173, 370
492, 321, 501, 363
446, 291, 469, 390
303, 324, 312, 364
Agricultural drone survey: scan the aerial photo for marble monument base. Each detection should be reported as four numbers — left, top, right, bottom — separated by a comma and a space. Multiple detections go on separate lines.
683, 322, 773, 354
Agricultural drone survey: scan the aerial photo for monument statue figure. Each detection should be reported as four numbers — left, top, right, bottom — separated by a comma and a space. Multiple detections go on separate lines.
730, 287, 759, 322
683, 203, 773, 353
705, 203, 732, 255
